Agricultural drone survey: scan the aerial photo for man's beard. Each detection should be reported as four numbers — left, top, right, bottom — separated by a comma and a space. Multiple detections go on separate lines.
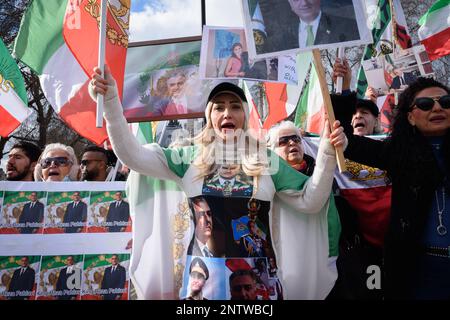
6, 164, 31, 181
81, 168, 99, 181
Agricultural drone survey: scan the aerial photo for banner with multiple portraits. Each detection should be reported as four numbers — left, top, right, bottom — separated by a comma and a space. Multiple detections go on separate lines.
0, 182, 132, 300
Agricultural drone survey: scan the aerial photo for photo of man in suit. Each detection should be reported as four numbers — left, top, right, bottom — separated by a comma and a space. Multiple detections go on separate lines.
18, 192, 44, 234
55, 256, 80, 300
106, 191, 130, 232
7, 256, 35, 300
257, 0, 360, 54
100, 255, 127, 300
389, 68, 416, 90
187, 197, 215, 257
63, 192, 87, 233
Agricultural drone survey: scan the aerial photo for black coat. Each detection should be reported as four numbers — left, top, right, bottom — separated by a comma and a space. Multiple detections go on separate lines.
19, 201, 44, 234
101, 265, 126, 300
55, 266, 80, 300
106, 201, 130, 232
63, 201, 87, 233
331, 93, 449, 299
8, 267, 35, 300
258, 1, 360, 54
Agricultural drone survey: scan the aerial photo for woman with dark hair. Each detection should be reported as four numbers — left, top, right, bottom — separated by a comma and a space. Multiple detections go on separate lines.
339, 77, 450, 299
224, 43, 245, 78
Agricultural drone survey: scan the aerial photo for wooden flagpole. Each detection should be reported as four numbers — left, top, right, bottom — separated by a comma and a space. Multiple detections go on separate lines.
96, 0, 108, 128
312, 49, 347, 172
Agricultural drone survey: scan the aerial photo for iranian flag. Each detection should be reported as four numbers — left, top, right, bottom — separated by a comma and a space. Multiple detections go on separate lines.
0, 38, 31, 137
294, 64, 325, 134
418, 0, 450, 60
303, 136, 391, 248
13, 0, 130, 145
357, 0, 411, 98
261, 52, 311, 130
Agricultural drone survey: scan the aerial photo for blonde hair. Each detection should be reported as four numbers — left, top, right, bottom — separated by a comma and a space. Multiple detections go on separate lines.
34, 143, 79, 182
192, 98, 267, 182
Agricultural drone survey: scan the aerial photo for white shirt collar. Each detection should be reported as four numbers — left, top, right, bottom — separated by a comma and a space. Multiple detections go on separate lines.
219, 177, 235, 186
298, 11, 322, 48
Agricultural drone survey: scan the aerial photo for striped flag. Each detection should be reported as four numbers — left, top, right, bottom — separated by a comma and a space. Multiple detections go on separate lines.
294, 64, 325, 134
0, 38, 31, 137
356, 0, 411, 98
13, 0, 129, 145
418, 0, 450, 60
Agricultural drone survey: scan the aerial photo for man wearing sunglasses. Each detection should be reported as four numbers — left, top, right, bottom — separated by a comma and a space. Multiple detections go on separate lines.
80, 145, 109, 181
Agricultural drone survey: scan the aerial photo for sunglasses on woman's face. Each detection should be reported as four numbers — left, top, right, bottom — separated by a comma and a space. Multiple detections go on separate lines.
41, 157, 72, 169
278, 134, 301, 147
410, 94, 450, 111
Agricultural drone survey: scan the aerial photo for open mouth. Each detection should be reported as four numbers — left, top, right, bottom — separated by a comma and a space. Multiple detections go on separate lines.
354, 122, 365, 129
48, 171, 60, 176
221, 123, 237, 134
289, 147, 299, 154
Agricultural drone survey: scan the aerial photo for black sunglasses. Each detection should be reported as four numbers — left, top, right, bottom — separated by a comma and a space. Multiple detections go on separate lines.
410, 95, 450, 111
41, 157, 72, 169
80, 159, 103, 166
278, 134, 301, 146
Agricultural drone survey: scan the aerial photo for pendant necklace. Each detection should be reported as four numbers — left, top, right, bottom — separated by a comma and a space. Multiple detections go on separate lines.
435, 187, 447, 236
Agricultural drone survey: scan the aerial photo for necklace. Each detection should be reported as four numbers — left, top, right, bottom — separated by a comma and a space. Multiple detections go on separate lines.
435, 187, 447, 236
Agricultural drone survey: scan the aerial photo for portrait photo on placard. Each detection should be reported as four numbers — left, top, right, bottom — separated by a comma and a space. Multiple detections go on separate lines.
87, 191, 131, 233
122, 38, 222, 121
0, 191, 46, 234
0, 255, 40, 300
36, 255, 83, 300
199, 26, 298, 85
362, 45, 435, 96
44, 191, 89, 234
241, 0, 372, 59
81, 254, 130, 300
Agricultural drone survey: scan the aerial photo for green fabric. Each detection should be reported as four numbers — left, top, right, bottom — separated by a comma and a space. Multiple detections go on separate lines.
327, 195, 341, 257
306, 25, 315, 46
419, 0, 450, 25
356, 0, 391, 98
0, 38, 27, 104
162, 145, 198, 178
270, 150, 309, 191
13, 0, 67, 74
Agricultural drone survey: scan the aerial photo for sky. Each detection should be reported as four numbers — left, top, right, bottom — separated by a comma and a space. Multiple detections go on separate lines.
129, 0, 244, 42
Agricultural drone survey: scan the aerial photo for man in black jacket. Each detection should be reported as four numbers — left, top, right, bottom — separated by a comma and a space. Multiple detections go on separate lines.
19, 192, 44, 234
63, 192, 87, 233
101, 255, 127, 300
106, 192, 130, 232
55, 256, 80, 300
7, 256, 35, 300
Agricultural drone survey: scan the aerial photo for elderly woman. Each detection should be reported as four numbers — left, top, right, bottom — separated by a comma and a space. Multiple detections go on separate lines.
34, 143, 79, 182
267, 120, 315, 176
339, 77, 450, 299
89, 65, 345, 300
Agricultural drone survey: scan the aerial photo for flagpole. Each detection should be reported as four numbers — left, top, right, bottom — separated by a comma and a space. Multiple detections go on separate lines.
312, 49, 346, 173
96, 0, 108, 128
335, 47, 345, 94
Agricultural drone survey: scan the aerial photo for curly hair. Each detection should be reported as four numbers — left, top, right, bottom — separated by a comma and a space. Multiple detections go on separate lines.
386, 77, 450, 188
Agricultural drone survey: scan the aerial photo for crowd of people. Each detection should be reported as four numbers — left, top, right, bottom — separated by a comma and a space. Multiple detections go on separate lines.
2, 53, 449, 300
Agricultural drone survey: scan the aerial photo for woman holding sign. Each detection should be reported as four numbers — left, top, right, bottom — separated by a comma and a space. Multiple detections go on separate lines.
89, 65, 345, 300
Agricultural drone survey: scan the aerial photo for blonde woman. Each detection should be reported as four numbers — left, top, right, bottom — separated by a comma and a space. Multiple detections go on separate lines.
90, 65, 345, 300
